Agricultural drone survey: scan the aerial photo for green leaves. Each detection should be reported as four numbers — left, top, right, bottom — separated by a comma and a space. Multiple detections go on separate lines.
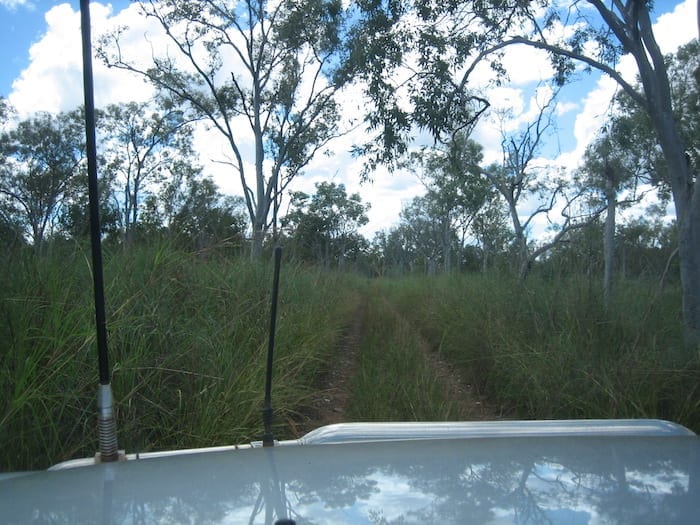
99, 101, 199, 242
389, 133, 493, 273
0, 110, 85, 250
277, 0, 345, 54
342, 1, 498, 169
283, 182, 370, 267
99, 1, 352, 254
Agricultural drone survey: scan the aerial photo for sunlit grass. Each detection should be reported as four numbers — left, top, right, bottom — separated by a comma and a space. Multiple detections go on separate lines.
347, 288, 464, 421
379, 272, 699, 431
0, 243, 359, 470
2, 244, 697, 472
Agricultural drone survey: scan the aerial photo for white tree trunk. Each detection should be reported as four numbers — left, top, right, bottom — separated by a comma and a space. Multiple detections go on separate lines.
603, 175, 616, 308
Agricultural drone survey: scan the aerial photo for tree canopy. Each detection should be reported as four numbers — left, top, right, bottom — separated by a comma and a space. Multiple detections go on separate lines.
0, 110, 85, 251
98, 0, 353, 257
283, 181, 369, 268
343, 0, 700, 341
99, 101, 197, 244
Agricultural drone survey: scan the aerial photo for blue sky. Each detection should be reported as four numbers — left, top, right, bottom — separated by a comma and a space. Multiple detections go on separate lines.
0, 1, 128, 94
1, 3, 43, 90
0, 0, 696, 235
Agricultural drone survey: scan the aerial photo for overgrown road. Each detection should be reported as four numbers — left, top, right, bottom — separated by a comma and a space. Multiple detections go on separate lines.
296, 285, 499, 435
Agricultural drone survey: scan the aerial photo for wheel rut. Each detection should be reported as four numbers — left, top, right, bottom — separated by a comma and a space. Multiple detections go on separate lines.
293, 294, 366, 435
377, 294, 499, 421
293, 287, 499, 436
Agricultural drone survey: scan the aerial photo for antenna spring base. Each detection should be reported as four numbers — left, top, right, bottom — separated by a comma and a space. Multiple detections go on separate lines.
97, 384, 119, 462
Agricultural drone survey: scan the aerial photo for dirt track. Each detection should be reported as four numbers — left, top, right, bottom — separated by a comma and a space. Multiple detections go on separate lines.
296, 290, 498, 435
300, 295, 366, 430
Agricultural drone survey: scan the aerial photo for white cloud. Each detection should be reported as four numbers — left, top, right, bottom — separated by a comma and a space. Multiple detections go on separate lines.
0, 0, 32, 9
653, 0, 698, 53
8, 2, 157, 116
499, 45, 554, 85
359, 168, 425, 236
569, 75, 618, 159
556, 100, 578, 116
485, 86, 526, 115
9, 3, 85, 114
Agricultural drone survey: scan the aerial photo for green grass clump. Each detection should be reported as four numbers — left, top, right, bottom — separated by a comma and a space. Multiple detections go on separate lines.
379, 273, 700, 432
2, 243, 698, 472
0, 243, 359, 471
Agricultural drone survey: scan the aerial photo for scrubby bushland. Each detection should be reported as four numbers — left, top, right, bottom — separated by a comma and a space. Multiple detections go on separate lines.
380, 273, 699, 432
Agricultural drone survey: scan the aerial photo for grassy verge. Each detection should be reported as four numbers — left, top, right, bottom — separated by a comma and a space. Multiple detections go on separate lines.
3, 247, 697, 471
379, 273, 700, 432
0, 243, 359, 471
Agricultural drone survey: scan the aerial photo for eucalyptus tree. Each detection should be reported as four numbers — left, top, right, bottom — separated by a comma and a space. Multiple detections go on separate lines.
668, 39, 699, 173
370, 228, 414, 276
0, 97, 11, 126
99, 0, 351, 258
481, 94, 603, 280
0, 213, 24, 249
339, 1, 490, 175
283, 181, 369, 268
163, 177, 248, 251
132, 156, 248, 251
617, 216, 678, 282
395, 195, 459, 275
60, 170, 120, 240
471, 191, 510, 273
346, 0, 700, 341
579, 38, 698, 306
578, 119, 662, 306
98, 101, 197, 245
579, 132, 627, 307
413, 132, 491, 272
0, 110, 85, 251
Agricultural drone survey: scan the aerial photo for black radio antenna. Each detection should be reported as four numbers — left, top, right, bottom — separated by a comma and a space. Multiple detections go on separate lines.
79, 0, 119, 463
262, 246, 283, 447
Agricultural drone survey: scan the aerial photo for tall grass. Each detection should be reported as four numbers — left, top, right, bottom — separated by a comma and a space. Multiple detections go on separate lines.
347, 288, 465, 421
0, 243, 359, 471
380, 273, 700, 432
3, 245, 698, 472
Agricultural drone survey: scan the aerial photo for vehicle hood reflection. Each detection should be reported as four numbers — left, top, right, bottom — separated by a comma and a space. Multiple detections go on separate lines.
1, 434, 698, 524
